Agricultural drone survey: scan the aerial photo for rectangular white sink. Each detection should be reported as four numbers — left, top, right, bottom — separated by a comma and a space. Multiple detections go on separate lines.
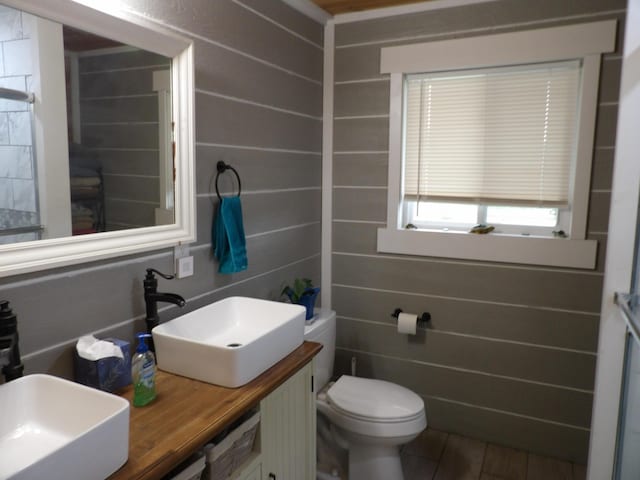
152, 296, 306, 387
0, 374, 129, 480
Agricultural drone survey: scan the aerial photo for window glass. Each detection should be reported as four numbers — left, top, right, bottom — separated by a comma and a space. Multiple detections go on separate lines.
408, 201, 561, 234
412, 202, 478, 226
486, 206, 558, 227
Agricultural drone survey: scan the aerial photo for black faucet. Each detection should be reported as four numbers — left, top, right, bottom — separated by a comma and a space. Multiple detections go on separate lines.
144, 269, 186, 350
0, 301, 24, 382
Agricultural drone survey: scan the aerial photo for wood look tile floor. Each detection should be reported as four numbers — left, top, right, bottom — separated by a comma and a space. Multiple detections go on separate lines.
401, 429, 586, 480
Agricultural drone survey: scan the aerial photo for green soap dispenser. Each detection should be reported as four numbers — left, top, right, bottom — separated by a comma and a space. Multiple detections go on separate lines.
132, 333, 157, 407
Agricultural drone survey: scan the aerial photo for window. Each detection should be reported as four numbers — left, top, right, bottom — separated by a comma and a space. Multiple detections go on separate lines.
407, 202, 562, 235
377, 20, 617, 268
403, 61, 580, 236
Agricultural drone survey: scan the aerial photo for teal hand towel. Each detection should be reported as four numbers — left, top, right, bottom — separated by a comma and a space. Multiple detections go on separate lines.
213, 196, 248, 274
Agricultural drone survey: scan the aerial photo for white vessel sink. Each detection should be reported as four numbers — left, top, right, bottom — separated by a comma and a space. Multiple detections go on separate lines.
0, 374, 129, 480
152, 296, 306, 387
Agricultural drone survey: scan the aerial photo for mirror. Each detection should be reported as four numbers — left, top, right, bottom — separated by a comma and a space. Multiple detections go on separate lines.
0, 12, 174, 243
0, 0, 194, 277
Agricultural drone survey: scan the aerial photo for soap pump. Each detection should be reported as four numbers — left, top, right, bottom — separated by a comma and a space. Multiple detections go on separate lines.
132, 333, 157, 407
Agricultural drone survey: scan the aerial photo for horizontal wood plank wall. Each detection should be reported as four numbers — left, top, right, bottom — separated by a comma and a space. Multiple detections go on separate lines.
78, 49, 170, 230
331, 0, 626, 463
0, 0, 323, 379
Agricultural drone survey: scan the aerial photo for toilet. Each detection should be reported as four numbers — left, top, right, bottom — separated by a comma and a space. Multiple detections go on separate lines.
304, 310, 426, 480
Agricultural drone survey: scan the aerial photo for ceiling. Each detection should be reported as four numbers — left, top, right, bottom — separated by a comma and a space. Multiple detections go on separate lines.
311, 0, 428, 15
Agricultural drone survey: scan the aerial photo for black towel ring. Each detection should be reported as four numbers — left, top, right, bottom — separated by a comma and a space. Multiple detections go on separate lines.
215, 161, 241, 200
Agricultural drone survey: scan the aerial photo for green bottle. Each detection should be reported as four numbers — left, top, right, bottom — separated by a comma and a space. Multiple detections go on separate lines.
132, 333, 157, 407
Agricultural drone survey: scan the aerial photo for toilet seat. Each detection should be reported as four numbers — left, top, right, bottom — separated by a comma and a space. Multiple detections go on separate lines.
318, 375, 427, 439
327, 375, 424, 422
329, 402, 425, 425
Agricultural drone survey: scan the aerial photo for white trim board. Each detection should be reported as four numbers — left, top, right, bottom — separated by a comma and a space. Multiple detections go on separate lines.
381, 20, 617, 73
321, 20, 335, 310
377, 229, 598, 269
31, 15, 73, 240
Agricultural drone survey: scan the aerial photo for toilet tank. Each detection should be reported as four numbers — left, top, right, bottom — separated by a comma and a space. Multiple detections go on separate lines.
304, 309, 336, 392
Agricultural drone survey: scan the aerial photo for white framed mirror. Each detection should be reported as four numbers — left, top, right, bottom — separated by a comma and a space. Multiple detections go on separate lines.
0, 0, 195, 277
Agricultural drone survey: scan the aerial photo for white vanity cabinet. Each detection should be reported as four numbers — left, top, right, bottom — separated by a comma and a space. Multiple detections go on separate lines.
259, 361, 316, 480
165, 360, 317, 480
229, 361, 316, 480
109, 343, 321, 480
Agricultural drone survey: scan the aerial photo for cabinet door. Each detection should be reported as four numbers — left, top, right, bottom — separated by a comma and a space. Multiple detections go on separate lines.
260, 361, 316, 480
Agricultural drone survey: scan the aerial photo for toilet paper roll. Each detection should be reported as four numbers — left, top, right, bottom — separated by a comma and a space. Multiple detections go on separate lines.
397, 312, 418, 335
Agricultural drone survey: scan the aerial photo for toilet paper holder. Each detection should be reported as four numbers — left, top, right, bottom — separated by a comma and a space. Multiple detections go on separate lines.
391, 308, 431, 326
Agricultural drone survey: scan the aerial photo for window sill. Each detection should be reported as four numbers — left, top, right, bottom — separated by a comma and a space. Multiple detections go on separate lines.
377, 228, 598, 269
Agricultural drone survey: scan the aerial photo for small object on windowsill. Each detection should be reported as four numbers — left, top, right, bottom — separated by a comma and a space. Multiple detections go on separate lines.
552, 230, 568, 238
405, 223, 417, 230
469, 224, 495, 234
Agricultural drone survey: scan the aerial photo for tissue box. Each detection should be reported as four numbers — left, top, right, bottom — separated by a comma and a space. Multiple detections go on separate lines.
74, 338, 132, 392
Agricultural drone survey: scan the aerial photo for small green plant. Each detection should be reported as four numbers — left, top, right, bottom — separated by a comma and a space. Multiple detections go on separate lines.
281, 278, 314, 303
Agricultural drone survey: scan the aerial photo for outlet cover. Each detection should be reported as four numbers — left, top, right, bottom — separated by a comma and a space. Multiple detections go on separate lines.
176, 256, 194, 278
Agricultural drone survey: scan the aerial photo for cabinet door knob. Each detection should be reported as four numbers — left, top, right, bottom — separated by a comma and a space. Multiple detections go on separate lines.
269, 474, 276, 479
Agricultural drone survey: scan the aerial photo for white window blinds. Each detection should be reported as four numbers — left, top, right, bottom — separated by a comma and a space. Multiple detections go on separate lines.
403, 60, 581, 206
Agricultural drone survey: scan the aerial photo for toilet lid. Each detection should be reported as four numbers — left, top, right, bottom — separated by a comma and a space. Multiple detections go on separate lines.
326, 376, 424, 421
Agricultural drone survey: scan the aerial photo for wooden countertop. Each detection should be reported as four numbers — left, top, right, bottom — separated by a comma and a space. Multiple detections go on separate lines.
108, 341, 322, 480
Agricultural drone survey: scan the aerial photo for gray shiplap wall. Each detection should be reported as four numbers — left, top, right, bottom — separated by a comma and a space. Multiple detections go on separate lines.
78, 49, 171, 231
331, 0, 625, 463
78, 48, 170, 230
0, 0, 322, 380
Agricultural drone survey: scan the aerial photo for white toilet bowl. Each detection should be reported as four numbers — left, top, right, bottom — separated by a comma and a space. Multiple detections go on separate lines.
305, 311, 427, 480
316, 375, 426, 480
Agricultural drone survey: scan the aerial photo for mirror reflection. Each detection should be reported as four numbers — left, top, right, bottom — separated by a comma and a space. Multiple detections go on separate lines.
0, 4, 174, 245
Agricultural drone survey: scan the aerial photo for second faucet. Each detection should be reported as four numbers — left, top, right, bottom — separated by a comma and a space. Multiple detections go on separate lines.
143, 268, 186, 350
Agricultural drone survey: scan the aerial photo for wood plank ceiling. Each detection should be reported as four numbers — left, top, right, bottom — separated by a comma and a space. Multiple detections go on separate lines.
311, 0, 429, 15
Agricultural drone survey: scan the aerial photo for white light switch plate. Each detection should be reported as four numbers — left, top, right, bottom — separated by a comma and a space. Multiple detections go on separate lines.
176, 256, 194, 278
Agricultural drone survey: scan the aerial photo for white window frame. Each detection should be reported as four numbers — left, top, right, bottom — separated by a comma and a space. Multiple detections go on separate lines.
404, 201, 568, 237
377, 20, 617, 269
